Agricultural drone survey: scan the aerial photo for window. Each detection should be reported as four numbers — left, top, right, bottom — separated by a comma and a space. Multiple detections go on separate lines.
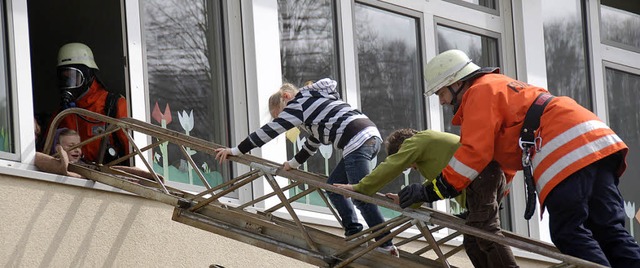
436, 24, 499, 135
277, 0, 341, 207
142, 0, 229, 190
600, 4, 640, 52
435, 24, 509, 228
542, 0, 592, 109
278, 0, 339, 86
605, 66, 640, 242
355, 3, 424, 217
0, 2, 12, 155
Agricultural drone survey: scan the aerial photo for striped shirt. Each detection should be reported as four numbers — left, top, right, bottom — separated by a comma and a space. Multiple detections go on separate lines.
234, 78, 381, 168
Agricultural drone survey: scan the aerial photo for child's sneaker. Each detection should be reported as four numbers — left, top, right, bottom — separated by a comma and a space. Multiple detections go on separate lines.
376, 245, 400, 258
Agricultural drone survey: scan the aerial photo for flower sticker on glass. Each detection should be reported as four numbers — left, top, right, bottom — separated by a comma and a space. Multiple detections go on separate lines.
151, 101, 171, 180
625, 201, 636, 236
178, 110, 194, 135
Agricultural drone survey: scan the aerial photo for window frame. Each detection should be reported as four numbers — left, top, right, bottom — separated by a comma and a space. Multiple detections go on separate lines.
443, 0, 501, 16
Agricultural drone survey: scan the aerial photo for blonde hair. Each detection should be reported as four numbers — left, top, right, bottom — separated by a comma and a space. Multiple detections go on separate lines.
269, 83, 299, 118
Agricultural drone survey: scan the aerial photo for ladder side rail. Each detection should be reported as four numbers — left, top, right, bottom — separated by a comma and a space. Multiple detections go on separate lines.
51, 109, 605, 268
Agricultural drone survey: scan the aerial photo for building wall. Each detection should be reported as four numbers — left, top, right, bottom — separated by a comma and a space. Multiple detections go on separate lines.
0, 173, 311, 268
0, 171, 557, 267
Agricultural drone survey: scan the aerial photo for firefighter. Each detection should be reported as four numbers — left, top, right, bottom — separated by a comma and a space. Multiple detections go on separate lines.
398, 49, 640, 267
48, 42, 129, 165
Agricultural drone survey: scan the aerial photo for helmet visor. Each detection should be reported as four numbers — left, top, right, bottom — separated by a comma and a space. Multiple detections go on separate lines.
57, 67, 85, 89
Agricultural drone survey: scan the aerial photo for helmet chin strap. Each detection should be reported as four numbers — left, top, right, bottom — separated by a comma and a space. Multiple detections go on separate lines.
447, 81, 466, 112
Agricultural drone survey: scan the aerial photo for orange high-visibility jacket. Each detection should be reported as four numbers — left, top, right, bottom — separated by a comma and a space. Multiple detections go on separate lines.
442, 73, 628, 207
53, 81, 130, 163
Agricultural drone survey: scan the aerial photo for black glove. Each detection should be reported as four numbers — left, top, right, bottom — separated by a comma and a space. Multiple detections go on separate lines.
398, 183, 439, 208
398, 174, 461, 209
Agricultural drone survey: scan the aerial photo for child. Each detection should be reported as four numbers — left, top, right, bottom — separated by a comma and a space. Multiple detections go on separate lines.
36, 128, 164, 183
215, 78, 398, 257
35, 127, 83, 177
335, 129, 518, 267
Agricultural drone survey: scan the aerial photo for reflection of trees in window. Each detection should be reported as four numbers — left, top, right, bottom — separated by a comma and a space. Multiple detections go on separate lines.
278, 0, 338, 86
278, 0, 340, 183
436, 26, 499, 135
355, 4, 423, 198
601, 5, 640, 49
605, 68, 640, 241
542, 0, 592, 110
143, 0, 228, 186
436, 26, 510, 226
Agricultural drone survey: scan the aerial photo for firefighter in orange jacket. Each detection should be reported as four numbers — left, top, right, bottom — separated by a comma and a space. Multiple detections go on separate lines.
399, 49, 640, 267
49, 43, 130, 164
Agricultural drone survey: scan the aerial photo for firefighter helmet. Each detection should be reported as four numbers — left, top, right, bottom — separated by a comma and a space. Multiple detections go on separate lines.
57, 43, 99, 70
424, 49, 479, 96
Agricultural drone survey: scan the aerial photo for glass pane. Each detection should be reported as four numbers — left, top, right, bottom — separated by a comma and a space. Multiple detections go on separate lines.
600, 5, 640, 50
142, 0, 229, 189
455, 0, 496, 9
355, 4, 424, 217
436, 25, 510, 229
277, 0, 341, 206
605, 67, 640, 242
436, 25, 499, 135
542, 0, 592, 109
278, 0, 338, 86
0, 4, 12, 154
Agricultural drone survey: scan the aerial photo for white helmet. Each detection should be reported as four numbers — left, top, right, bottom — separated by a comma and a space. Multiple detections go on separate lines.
57, 43, 99, 70
424, 49, 479, 96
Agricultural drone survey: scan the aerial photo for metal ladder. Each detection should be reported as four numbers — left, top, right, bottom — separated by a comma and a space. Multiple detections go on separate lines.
43, 108, 604, 268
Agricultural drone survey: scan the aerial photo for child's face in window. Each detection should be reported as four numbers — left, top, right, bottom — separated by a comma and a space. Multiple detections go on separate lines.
59, 134, 82, 164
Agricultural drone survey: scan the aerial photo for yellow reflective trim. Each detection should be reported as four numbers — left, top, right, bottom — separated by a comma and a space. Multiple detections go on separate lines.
432, 179, 445, 199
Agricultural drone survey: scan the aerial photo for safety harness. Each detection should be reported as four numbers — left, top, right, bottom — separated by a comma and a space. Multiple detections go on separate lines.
519, 93, 554, 220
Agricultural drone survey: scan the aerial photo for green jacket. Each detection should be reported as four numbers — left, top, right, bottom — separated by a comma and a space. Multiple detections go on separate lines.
353, 130, 464, 205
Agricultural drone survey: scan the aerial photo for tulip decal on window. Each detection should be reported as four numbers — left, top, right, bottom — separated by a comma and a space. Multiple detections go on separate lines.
625, 201, 636, 236
319, 143, 333, 175
178, 110, 196, 183
152, 101, 172, 180
178, 110, 194, 134
402, 168, 411, 189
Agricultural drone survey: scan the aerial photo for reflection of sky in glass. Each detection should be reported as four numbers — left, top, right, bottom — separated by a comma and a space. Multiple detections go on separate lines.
542, 0, 579, 22
437, 26, 480, 54
601, 5, 640, 48
357, 5, 416, 50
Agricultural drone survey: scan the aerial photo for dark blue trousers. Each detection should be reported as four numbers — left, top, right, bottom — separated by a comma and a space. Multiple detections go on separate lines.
545, 155, 640, 267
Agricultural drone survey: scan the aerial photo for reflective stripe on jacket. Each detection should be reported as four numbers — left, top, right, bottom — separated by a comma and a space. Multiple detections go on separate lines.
442, 73, 627, 207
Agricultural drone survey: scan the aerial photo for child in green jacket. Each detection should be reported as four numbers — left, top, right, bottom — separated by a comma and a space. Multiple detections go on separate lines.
335, 129, 518, 268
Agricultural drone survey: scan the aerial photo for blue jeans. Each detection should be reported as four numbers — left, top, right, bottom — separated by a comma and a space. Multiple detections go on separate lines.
545, 154, 640, 267
326, 137, 393, 247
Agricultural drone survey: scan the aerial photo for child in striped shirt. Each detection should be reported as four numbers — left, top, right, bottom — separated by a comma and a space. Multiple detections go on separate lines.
215, 78, 398, 257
